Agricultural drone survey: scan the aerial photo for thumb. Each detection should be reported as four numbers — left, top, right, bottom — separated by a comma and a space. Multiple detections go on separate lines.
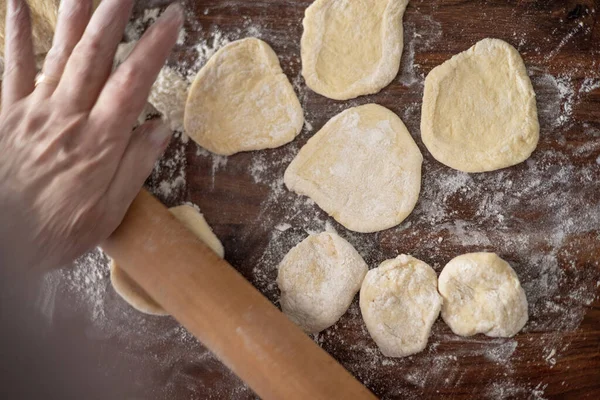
106, 120, 173, 216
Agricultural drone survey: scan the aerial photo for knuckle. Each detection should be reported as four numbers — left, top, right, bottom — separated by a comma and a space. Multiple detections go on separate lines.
45, 45, 69, 68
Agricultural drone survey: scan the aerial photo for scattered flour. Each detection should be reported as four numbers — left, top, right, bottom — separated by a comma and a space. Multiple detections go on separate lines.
32, 2, 600, 400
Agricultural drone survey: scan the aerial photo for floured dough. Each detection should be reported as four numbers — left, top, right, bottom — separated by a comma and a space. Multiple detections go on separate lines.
276, 232, 368, 333
360, 255, 442, 357
421, 38, 539, 173
438, 252, 528, 337
301, 0, 408, 100
111, 205, 224, 316
284, 104, 422, 233
0, 0, 101, 57
184, 38, 304, 155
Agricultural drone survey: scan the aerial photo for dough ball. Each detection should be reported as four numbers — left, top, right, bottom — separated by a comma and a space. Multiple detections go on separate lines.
110, 205, 224, 316
301, 0, 408, 100
276, 232, 368, 333
184, 38, 304, 155
360, 255, 442, 357
421, 38, 539, 173
284, 104, 422, 233
438, 252, 528, 337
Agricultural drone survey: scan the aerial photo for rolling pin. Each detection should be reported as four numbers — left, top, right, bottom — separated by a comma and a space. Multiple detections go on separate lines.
102, 189, 377, 400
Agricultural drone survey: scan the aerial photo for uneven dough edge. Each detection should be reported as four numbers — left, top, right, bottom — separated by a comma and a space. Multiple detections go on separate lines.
301, 0, 409, 100
284, 103, 422, 233
421, 38, 540, 173
184, 37, 304, 155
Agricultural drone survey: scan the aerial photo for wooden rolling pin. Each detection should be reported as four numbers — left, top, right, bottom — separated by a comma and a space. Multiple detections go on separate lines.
102, 189, 377, 400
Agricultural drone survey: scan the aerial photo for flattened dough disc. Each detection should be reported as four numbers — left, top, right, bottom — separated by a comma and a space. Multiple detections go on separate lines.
184, 38, 304, 156
421, 38, 539, 173
277, 232, 368, 334
301, 0, 409, 100
285, 104, 422, 233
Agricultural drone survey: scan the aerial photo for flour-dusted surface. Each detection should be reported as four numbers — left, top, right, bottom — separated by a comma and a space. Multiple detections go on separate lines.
36, 1, 600, 399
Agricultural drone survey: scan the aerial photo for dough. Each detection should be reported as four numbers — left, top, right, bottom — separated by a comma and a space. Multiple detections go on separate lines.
276, 232, 368, 333
421, 38, 539, 173
438, 252, 528, 337
110, 205, 224, 316
301, 0, 408, 100
360, 255, 442, 357
184, 38, 304, 155
0, 0, 101, 57
284, 104, 422, 233
148, 66, 189, 132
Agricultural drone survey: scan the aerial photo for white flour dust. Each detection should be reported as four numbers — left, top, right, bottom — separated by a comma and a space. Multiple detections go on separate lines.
31, 2, 600, 400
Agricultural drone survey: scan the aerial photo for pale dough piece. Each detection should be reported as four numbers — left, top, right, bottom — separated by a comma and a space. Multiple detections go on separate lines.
148, 66, 189, 132
276, 232, 368, 333
301, 0, 408, 100
0, 0, 101, 57
360, 255, 442, 357
184, 38, 304, 155
110, 205, 224, 316
421, 38, 539, 173
438, 252, 528, 337
284, 104, 422, 233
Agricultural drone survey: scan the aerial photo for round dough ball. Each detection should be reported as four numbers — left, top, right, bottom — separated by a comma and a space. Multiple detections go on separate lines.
360, 255, 442, 357
276, 232, 368, 333
438, 252, 528, 337
184, 38, 304, 155
301, 0, 408, 100
284, 104, 422, 233
421, 38, 539, 173
110, 205, 224, 316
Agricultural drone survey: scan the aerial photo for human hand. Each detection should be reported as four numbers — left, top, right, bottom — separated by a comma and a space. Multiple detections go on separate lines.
0, 0, 183, 271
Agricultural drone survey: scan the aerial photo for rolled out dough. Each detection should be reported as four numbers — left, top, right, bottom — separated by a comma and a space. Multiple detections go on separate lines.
438, 252, 528, 338
421, 38, 539, 173
360, 255, 442, 358
110, 205, 224, 316
277, 232, 368, 333
284, 104, 422, 233
184, 38, 304, 155
301, 0, 409, 100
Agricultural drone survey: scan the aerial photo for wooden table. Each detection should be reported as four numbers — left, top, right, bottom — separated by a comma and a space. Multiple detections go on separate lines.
42, 0, 600, 399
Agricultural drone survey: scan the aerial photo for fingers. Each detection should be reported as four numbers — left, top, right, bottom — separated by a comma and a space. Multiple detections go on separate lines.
36, 0, 93, 98
106, 120, 173, 218
2, 0, 35, 109
91, 3, 183, 142
53, 0, 134, 111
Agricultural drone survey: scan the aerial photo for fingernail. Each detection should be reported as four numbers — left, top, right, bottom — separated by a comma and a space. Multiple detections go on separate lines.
149, 122, 173, 149
161, 2, 184, 25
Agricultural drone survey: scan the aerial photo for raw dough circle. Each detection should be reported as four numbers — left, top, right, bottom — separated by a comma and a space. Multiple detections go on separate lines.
360, 255, 442, 358
184, 38, 304, 155
438, 252, 528, 337
276, 232, 368, 333
284, 104, 422, 233
421, 38, 539, 173
301, 0, 408, 100
110, 205, 224, 316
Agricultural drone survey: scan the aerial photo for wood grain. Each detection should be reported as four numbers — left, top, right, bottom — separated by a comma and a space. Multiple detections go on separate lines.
101, 0, 600, 398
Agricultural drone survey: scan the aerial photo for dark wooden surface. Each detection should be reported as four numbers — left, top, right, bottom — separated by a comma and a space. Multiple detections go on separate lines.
40, 1, 600, 399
